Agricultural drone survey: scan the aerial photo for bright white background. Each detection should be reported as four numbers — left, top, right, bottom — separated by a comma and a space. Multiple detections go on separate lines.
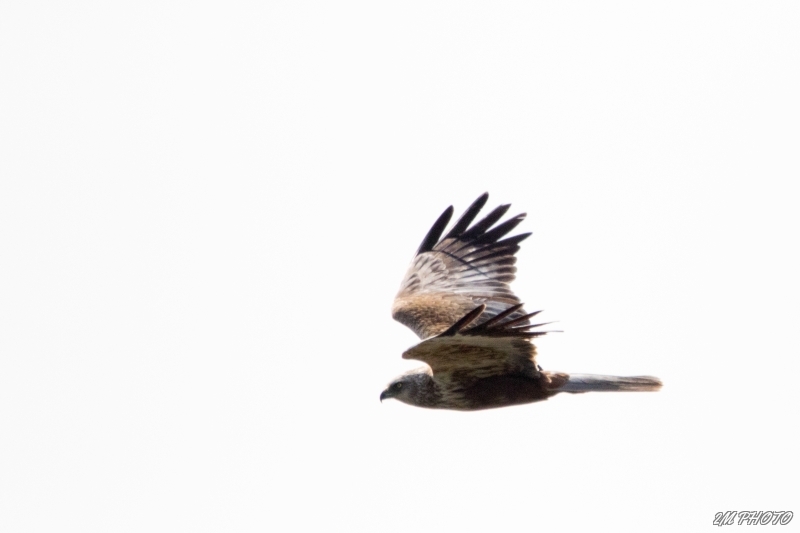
1, 2, 798, 531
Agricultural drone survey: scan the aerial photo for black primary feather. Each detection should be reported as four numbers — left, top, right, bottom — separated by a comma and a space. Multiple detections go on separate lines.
416, 205, 454, 254
437, 303, 552, 339
438, 305, 487, 337
443, 193, 489, 239
457, 204, 511, 242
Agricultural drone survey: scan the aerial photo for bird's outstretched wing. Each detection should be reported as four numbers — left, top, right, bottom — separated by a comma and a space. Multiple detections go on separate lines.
401, 304, 554, 382
392, 193, 532, 339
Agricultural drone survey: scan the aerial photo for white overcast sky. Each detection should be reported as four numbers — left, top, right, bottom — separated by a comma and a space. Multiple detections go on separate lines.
1, 2, 799, 532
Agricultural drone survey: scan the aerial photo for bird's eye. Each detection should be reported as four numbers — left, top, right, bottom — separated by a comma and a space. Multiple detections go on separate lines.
394, 382, 403, 390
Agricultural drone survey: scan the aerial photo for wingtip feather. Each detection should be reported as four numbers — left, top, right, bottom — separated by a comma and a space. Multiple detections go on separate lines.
438, 304, 487, 337
444, 193, 490, 240
417, 205, 454, 254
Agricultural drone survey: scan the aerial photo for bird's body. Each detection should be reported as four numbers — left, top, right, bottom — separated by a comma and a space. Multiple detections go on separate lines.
381, 193, 662, 411
388, 368, 560, 411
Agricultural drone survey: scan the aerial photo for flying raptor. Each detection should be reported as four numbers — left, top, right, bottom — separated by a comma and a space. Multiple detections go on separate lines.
380, 193, 662, 410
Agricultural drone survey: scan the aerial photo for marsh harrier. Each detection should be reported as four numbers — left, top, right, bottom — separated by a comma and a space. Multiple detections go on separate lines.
381, 193, 661, 410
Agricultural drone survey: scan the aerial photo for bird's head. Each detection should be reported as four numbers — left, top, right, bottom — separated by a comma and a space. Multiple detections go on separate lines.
380, 369, 435, 406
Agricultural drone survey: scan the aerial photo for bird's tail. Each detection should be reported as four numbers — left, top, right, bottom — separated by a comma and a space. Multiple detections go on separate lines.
550, 373, 662, 393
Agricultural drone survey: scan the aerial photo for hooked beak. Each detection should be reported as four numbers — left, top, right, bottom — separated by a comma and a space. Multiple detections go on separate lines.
380, 388, 392, 403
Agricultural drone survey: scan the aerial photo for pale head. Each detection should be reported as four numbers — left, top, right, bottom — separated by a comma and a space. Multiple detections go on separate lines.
379, 368, 437, 407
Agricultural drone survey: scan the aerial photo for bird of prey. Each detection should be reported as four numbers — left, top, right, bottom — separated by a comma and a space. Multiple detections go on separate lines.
380, 193, 662, 410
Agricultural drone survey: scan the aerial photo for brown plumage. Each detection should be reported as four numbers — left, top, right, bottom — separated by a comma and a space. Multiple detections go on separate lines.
381, 193, 662, 411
